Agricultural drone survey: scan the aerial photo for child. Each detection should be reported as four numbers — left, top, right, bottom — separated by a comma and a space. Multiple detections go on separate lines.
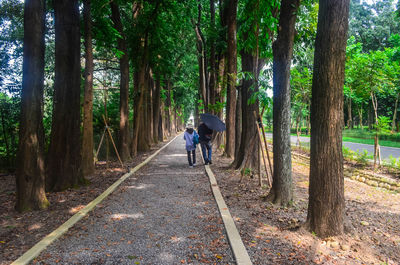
183, 124, 198, 168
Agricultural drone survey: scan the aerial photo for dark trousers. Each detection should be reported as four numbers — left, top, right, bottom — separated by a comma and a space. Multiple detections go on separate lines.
187, 150, 196, 166
200, 141, 212, 163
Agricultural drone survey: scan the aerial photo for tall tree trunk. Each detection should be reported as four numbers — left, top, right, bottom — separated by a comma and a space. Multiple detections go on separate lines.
224, 0, 238, 158
209, 0, 217, 113
307, 0, 349, 237
358, 106, 363, 129
195, 4, 207, 111
153, 76, 161, 142
214, 55, 225, 149
371, 91, 381, 168
158, 106, 164, 142
47, 0, 84, 191
81, 0, 94, 176
130, 3, 143, 157
234, 85, 242, 159
145, 72, 154, 144
131, 71, 140, 156
166, 81, 172, 136
368, 104, 373, 130
392, 92, 399, 132
16, 0, 49, 212
347, 97, 353, 129
0, 109, 11, 167
233, 50, 263, 170
268, 0, 300, 206
138, 66, 151, 152
110, 2, 131, 162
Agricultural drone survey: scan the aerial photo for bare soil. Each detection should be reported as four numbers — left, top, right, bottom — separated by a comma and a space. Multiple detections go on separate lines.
212, 149, 400, 265
0, 135, 176, 265
1, 135, 399, 265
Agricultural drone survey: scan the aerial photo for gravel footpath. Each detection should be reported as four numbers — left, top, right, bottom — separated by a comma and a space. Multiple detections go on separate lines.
32, 136, 235, 264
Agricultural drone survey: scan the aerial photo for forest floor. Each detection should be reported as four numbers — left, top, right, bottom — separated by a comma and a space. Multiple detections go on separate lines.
212, 149, 400, 264
1, 134, 399, 265
0, 133, 178, 265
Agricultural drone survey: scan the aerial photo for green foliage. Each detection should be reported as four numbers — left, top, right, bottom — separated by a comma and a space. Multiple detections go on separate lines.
355, 149, 373, 166
237, 0, 279, 58
241, 167, 252, 176
343, 147, 355, 161
0, 90, 20, 170
376, 116, 391, 133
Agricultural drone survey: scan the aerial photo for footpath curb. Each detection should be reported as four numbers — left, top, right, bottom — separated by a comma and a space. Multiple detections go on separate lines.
200, 150, 252, 265
11, 134, 180, 265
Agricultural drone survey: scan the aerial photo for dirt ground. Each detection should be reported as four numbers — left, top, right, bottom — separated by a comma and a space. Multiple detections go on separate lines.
212, 149, 400, 265
1, 135, 399, 265
0, 135, 176, 265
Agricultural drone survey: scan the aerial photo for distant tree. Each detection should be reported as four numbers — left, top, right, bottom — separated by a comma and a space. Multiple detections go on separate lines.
349, 0, 400, 52
47, 0, 85, 191
307, 0, 350, 237
15, 0, 49, 211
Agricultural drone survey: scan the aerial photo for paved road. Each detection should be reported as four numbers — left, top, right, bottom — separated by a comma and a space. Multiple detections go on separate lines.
266, 133, 400, 160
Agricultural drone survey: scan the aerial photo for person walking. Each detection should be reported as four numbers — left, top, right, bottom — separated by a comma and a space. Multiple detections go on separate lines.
183, 124, 198, 168
198, 122, 213, 165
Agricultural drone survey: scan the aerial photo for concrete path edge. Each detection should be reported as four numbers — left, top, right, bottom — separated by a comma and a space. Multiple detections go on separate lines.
11, 134, 180, 265
200, 151, 252, 265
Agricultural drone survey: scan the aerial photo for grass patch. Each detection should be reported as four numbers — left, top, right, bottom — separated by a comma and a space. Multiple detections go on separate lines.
342, 137, 400, 148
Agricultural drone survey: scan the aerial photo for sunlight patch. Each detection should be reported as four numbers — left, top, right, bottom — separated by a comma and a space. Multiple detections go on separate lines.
159, 252, 175, 262
110, 213, 144, 221
69, 205, 85, 214
127, 183, 155, 190
164, 154, 186, 157
28, 223, 42, 231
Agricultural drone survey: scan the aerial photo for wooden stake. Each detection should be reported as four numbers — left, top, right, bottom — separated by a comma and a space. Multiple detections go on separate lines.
254, 111, 272, 188
257, 112, 273, 178
102, 115, 124, 169
95, 127, 106, 160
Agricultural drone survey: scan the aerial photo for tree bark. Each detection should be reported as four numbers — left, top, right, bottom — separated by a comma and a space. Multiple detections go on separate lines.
153, 76, 161, 142
135, 60, 149, 152
110, 2, 131, 162
347, 97, 353, 129
209, 0, 217, 113
16, 0, 49, 212
233, 50, 264, 170
371, 91, 381, 168
166, 81, 172, 135
224, 0, 238, 158
195, 3, 207, 111
0, 109, 11, 167
47, 0, 85, 191
234, 85, 242, 159
81, 0, 95, 176
392, 92, 399, 132
214, 54, 225, 149
358, 106, 363, 129
307, 0, 349, 237
268, 0, 300, 206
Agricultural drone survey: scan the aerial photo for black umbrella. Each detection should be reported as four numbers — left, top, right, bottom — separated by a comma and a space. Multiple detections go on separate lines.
200, 113, 226, 132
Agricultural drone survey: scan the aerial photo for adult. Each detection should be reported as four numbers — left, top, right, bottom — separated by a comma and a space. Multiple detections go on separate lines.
183, 124, 197, 168
198, 122, 213, 165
